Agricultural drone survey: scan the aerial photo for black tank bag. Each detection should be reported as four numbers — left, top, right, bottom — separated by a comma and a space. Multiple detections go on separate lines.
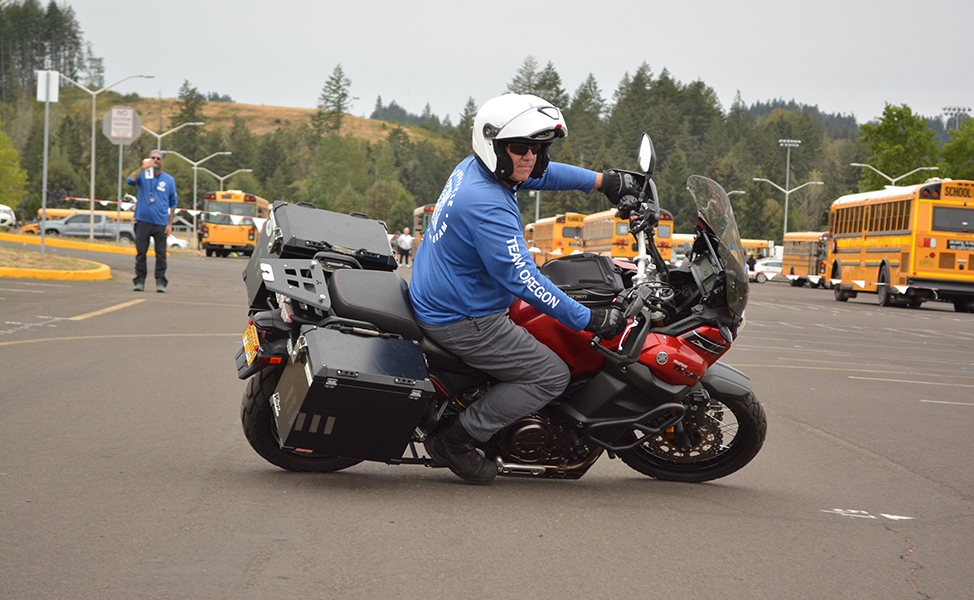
539, 253, 624, 306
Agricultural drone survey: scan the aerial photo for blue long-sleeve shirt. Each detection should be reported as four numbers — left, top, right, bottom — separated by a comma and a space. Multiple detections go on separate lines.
409, 156, 596, 331
126, 169, 178, 226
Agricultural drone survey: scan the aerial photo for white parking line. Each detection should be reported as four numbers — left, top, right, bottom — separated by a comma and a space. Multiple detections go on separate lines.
920, 399, 974, 406
849, 376, 974, 388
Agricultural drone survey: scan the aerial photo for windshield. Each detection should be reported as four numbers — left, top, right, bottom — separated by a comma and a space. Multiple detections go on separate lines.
686, 175, 748, 317
202, 201, 257, 225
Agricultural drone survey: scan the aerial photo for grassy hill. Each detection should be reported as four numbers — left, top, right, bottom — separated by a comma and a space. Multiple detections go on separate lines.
124, 96, 443, 144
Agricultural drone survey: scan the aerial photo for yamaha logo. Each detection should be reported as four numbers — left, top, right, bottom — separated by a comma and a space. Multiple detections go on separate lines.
656, 352, 668, 365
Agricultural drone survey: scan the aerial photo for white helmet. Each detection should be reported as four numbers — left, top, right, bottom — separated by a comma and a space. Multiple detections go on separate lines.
472, 93, 567, 182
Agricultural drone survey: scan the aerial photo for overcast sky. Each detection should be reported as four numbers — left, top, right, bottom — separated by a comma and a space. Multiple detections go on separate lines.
70, 0, 972, 127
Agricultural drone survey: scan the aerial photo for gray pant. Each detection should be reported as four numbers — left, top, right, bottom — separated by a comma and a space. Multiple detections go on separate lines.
419, 310, 570, 442
134, 220, 168, 286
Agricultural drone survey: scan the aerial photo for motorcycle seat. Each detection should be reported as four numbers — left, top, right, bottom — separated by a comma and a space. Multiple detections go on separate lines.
327, 269, 424, 341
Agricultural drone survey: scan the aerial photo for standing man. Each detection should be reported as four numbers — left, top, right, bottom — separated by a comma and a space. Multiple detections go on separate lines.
127, 150, 178, 292
397, 227, 414, 267
410, 93, 637, 483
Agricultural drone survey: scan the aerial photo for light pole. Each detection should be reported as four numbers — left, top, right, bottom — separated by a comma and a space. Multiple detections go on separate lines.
753, 177, 823, 239
142, 122, 205, 152
161, 150, 232, 249
942, 106, 971, 129
58, 73, 153, 241
197, 167, 252, 191
727, 190, 746, 196
850, 163, 939, 186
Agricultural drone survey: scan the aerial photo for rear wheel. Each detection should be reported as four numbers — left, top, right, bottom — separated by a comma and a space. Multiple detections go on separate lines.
877, 265, 893, 307
617, 391, 766, 483
241, 365, 363, 472
755, 273, 768, 284
832, 263, 852, 301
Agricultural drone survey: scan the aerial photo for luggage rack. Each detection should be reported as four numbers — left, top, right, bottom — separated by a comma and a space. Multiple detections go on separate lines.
258, 258, 331, 312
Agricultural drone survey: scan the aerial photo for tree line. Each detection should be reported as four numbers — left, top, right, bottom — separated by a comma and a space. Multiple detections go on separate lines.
1, 3, 972, 242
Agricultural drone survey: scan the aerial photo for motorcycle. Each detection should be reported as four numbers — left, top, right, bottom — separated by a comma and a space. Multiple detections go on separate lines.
235, 133, 766, 482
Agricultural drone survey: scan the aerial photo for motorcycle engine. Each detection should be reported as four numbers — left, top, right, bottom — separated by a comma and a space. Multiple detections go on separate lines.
497, 414, 573, 464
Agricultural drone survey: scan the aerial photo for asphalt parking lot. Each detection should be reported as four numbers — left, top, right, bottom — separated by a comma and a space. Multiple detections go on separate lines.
2, 245, 973, 599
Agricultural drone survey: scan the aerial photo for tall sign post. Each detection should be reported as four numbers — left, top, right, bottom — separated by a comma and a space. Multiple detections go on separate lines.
102, 106, 141, 241
36, 70, 59, 255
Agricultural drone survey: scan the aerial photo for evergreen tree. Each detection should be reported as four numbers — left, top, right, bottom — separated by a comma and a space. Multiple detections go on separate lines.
450, 97, 477, 164
315, 64, 354, 135
535, 61, 569, 107
171, 80, 207, 157
858, 103, 938, 191
507, 56, 539, 95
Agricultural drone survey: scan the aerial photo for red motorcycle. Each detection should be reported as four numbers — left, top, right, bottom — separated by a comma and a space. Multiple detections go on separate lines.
236, 133, 766, 482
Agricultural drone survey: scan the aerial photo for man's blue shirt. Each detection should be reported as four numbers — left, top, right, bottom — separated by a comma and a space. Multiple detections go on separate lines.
409, 156, 596, 331
126, 169, 178, 226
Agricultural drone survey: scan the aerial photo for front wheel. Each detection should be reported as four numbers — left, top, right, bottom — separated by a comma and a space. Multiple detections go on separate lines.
617, 391, 767, 482
754, 273, 768, 284
241, 365, 363, 472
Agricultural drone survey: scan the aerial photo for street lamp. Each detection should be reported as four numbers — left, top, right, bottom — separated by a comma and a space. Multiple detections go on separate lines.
197, 167, 253, 191
58, 73, 154, 241
850, 163, 939, 187
142, 122, 205, 152
942, 106, 971, 129
753, 177, 823, 238
161, 150, 232, 249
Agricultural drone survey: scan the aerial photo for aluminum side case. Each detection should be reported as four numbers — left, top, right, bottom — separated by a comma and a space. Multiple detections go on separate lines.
271, 325, 434, 462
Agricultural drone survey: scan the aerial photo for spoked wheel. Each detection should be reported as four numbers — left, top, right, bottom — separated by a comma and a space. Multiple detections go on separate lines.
241, 365, 363, 472
617, 391, 766, 482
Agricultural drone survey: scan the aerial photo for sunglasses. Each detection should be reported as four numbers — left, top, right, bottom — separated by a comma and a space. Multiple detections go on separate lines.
507, 142, 543, 156
152, 156, 163, 161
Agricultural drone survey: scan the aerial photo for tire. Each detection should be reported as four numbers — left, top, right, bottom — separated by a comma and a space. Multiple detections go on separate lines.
953, 299, 974, 313
755, 273, 768, 284
832, 263, 851, 302
205, 248, 214, 257
118, 233, 134, 245
877, 265, 893, 307
617, 391, 767, 483
241, 365, 363, 472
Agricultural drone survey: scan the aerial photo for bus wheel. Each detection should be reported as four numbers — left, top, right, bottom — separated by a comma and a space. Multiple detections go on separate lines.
832, 264, 851, 301
953, 299, 974, 313
205, 248, 214, 257
877, 265, 893, 307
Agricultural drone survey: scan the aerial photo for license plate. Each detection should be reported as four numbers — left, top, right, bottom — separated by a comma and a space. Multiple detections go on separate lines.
243, 323, 260, 365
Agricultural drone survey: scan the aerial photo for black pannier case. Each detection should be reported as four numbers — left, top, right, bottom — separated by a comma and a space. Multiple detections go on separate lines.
271, 326, 434, 462
539, 253, 625, 306
244, 201, 397, 309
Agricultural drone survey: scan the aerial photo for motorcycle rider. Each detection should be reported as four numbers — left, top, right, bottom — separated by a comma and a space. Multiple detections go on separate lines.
410, 93, 639, 483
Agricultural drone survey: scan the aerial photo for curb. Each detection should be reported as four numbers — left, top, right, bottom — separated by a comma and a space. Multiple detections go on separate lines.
0, 231, 140, 255
0, 259, 112, 281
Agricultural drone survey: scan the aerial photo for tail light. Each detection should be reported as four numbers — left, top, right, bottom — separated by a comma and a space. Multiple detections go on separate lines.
248, 227, 256, 241
919, 238, 937, 248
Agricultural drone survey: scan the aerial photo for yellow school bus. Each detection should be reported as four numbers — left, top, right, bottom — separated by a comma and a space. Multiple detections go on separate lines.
582, 208, 674, 262
530, 212, 585, 265
741, 238, 774, 260
782, 231, 829, 287
199, 190, 270, 257
828, 179, 974, 311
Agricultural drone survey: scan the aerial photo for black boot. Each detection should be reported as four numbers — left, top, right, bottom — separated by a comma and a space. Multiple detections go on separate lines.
426, 420, 497, 484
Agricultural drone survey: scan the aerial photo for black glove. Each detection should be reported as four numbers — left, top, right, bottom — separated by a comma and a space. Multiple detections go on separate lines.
600, 170, 639, 205
585, 306, 627, 339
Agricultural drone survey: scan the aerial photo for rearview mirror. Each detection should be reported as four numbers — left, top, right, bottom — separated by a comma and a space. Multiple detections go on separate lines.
638, 133, 656, 177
